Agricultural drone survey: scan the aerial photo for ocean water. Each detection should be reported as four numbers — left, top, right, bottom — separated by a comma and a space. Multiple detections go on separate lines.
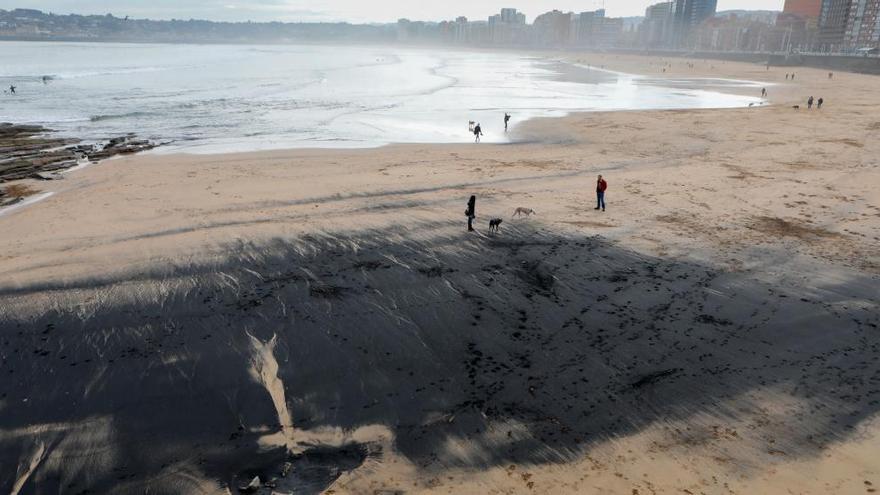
0, 42, 764, 153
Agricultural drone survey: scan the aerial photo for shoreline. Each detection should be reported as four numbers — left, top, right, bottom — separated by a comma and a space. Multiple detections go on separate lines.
142, 62, 768, 155
1, 52, 878, 494
0, 46, 765, 161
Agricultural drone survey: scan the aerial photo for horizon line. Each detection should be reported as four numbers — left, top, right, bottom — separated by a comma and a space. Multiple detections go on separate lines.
0, 6, 786, 27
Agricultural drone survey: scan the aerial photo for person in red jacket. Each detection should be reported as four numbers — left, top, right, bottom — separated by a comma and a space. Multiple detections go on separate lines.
595, 175, 607, 212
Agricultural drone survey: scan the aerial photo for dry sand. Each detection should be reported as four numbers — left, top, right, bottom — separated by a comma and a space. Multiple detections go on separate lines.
0, 54, 878, 494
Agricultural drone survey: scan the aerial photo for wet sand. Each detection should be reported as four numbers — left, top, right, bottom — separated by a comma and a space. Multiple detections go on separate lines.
1, 54, 879, 494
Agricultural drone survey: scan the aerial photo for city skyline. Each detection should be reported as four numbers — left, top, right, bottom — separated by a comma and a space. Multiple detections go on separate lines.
12, 0, 785, 23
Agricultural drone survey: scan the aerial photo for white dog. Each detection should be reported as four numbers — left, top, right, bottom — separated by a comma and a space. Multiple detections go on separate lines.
513, 207, 535, 218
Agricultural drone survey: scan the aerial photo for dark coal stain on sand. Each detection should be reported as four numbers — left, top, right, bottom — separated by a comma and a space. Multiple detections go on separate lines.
0, 223, 878, 494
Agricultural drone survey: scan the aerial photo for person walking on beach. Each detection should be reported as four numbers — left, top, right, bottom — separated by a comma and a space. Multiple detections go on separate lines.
808, 96, 814, 109
465, 195, 476, 232
504, 113, 511, 132
829, 72, 834, 80
761, 87, 767, 98
474, 123, 483, 143
785, 74, 789, 80
817, 97, 824, 109
595, 175, 607, 212
8, 85, 15, 94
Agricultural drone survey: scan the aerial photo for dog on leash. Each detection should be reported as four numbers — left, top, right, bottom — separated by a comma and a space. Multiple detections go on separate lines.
512, 207, 535, 218
489, 218, 503, 233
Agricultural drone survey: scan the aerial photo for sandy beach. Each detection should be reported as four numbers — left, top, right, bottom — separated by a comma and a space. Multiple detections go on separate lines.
1, 53, 879, 494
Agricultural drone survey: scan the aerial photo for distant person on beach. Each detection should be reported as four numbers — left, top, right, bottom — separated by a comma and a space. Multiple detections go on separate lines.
785, 74, 789, 80
791, 73, 796, 81
761, 87, 767, 97
808, 96, 814, 109
8, 85, 15, 94
595, 175, 607, 212
465, 195, 476, 232
504, 113, 511, 132
829, 72, 834, 80
474, 123, 482, 143
817, 97, 824, 109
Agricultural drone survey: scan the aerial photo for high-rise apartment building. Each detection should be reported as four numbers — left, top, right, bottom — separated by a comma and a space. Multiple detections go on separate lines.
673, 0, 718, 45
569, 9, 623, 46
499, 8, 526, 24
488, 8, 528, 44
845, 0, 880, 48
642, 2, 676, 46
675, 0, 719, 27
818, 0, 852, 50
784, 0, 822, 18
533, 10, 572, 46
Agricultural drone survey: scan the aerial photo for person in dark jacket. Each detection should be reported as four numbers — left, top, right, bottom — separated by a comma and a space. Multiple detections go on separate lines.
817, 97, 824, 109
466, 195, 476, 231
474, 124, 483, 143
595, 175, 607, 212
808, 96, 814, 109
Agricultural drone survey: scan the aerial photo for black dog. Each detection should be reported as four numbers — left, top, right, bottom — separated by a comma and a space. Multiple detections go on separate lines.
489, 218, 503, 233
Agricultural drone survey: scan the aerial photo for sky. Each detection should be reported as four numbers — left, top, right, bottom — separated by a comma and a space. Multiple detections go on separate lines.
16, 0, 787, 23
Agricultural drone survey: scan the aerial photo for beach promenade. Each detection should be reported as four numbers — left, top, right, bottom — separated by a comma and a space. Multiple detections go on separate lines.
0, 54, 878, 494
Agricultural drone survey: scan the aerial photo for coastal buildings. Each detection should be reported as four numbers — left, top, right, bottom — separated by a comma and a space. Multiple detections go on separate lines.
777, 0, 822, 52
692, 14, 771, 51
845, 0, 880, 50
818, 0, 880, 52
1, 5, 876, 54
775, 13, 821, 52
819, 0, 852, 51
532, 10, 572, 46
489, 7, 528, 45
673, 0, 719, 46
500, 8, 526, 25
641, 2, 676, 46
675, 0, 719, 36
784, 0, 823, 18
570, 9, 624, 47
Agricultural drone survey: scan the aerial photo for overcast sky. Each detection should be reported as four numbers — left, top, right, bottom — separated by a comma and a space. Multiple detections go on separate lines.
18, 0, 786, 23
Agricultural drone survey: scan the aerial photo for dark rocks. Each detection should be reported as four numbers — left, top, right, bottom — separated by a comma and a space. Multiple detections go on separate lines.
630, 368, 681, 389
309, 283, 346, 299
33, 171, 66, 181
0, 123, 156, 183
238, 476, 261, 493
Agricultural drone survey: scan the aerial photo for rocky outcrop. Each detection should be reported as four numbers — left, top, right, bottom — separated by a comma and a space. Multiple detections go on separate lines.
0, 123, 156, 183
